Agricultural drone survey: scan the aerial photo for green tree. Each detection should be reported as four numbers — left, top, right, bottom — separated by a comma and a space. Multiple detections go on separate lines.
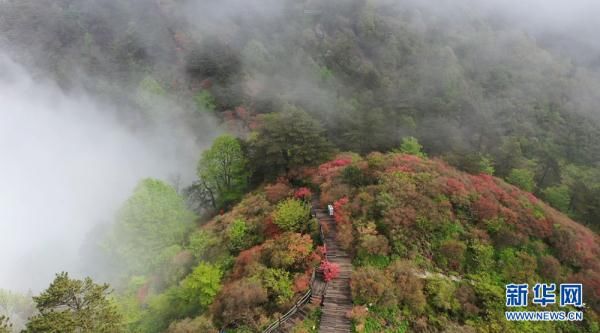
249, 106, 334, 180
273, 199, 311, 232
25, 273, 123, 333
542, 185, 571, 212
398, 136, 425, 157
478, 155, 495, 175
506, 168, 535, 192
197, 134, 248, 209
111, 178, 195, 273
180, 262, 222, 309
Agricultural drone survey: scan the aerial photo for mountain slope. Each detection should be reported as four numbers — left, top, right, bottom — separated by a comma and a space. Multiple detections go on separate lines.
312, 152, 599, 332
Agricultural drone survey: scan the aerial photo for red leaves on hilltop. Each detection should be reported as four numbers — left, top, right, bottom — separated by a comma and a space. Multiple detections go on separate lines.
315, 156, 353, 184
385, 154, 424, 173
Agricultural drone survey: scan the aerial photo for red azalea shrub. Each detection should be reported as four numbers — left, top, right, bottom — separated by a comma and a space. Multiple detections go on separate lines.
320, 260, 340, 282
294, 187, 312, 201
333, 197, 350, 225
263, 216, 282, 238
293, 272, 311, 293
232, 245, 263, 278
472, 196, 500, 221
314, 154, 354, 185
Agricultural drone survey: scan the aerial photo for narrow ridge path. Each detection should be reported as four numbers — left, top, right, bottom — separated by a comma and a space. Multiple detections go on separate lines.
314, 200, 353, 333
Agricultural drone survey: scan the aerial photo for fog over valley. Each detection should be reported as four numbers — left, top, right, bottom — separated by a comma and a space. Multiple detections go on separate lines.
0, 53, 208, 291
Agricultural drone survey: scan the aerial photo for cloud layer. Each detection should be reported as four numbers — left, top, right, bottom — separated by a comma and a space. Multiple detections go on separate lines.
0, 53, 207, 291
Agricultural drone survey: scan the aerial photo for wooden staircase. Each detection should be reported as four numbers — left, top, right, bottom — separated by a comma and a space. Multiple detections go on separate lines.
314, 203, 353, 333
267, 198, 353, 333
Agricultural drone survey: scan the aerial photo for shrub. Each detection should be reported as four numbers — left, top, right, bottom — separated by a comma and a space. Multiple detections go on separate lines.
426, 278, 459, 312
350, 267, 393, 306
293, 272, 311, 293
294, 187, 312, 201
337, 223, 354, 251
273, 199, 311, 232
387, 260, 426, 313
320, 261, 340, 282
262, 233, 313, 271
436, 239, 466, 272
347, 306, 369, 330
232, 245, 263, 279
211, 279, 268, 328
342, 165, 365, 187
455, 284, 480, 318
187, 230, 220, 261
227, 219, 248, 252
538, 255, 561, 281
253, 268, 294, 307
167, 315, 217, 333
357, 222, 390, 256
265, 182, 292, 203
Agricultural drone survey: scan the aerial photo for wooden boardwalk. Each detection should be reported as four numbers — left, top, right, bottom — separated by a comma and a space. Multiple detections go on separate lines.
314, 204, 353, 333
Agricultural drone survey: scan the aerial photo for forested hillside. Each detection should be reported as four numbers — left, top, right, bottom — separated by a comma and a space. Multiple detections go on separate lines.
2, 0, 600, 332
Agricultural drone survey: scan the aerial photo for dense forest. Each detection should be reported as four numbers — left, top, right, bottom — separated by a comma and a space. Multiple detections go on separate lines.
1, 0, 600, 332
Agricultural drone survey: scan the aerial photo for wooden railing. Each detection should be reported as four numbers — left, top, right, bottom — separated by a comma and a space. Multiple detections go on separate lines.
262, 269, 316, 333
260, 206, 326, 333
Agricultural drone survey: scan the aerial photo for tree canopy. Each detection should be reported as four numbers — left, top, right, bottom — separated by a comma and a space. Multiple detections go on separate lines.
25, 273, 123, 333
197, 134, 248, 209
110, 178, 196, 274
249, 106, 334, 181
